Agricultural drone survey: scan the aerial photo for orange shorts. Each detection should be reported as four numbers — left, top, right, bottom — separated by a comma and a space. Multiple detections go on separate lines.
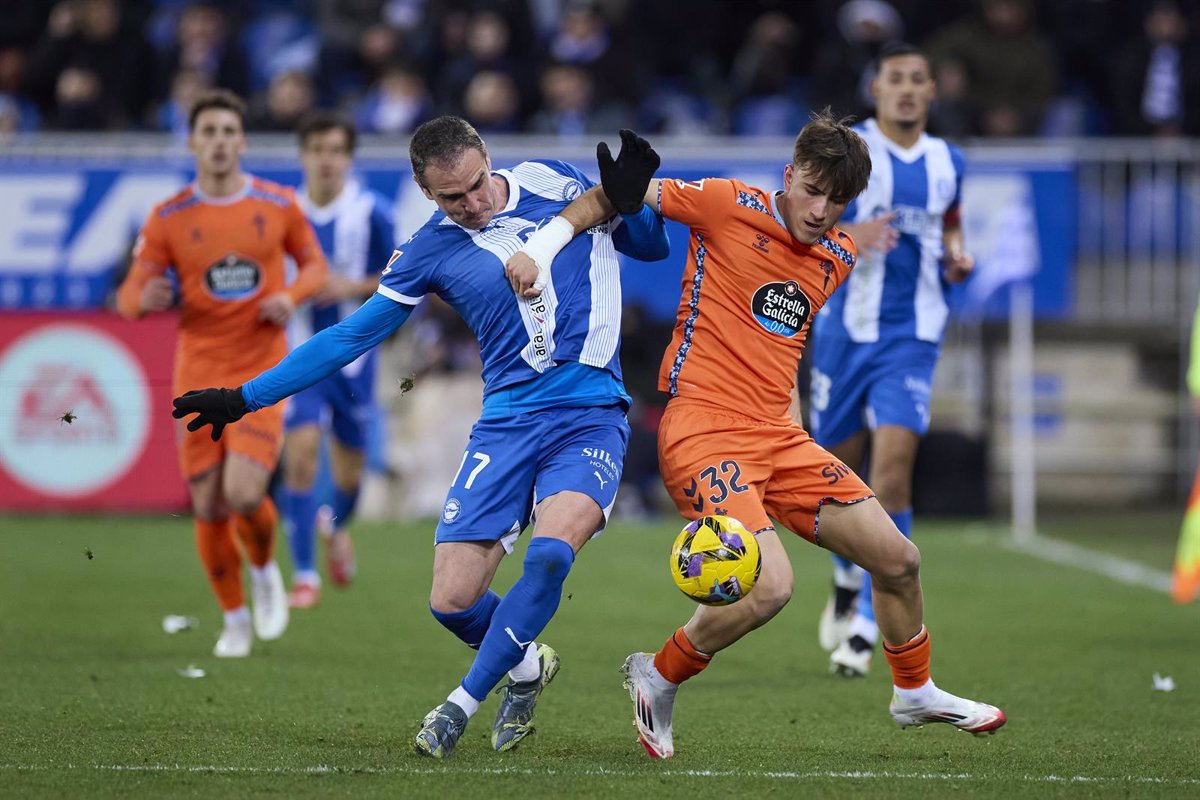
175, 403, 285, 481
657, 398, 873, 544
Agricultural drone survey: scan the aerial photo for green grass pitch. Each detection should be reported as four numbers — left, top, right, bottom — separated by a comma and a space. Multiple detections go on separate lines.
1, 513, 1197, 799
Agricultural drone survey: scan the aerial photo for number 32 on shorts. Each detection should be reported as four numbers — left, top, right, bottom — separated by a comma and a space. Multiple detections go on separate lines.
681, 460, 749, 513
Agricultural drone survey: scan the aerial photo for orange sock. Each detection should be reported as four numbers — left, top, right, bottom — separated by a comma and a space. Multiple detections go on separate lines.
234, 497, 277, 568
883, 625, 931, 688
653, 627, 712, 685
195, 518, 243, 611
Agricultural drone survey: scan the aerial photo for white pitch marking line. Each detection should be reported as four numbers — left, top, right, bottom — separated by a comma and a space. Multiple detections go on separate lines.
0, 764, 1197, 786
1005, 532, 1173, 595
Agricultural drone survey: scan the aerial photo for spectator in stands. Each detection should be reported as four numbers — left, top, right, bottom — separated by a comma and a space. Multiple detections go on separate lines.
811, 0, 905, 121
549, 0, 640, 109
461, 70, 521, 133
157, 2, 249, 104
437, 10, 533, 121
354, 64, 431, 134
926, 55, 974, 137
1112, 0, 1200, 137
727, 10, 809, 135
314, 0, 408, 105
528, 63, 630, 136
924, 0, 1058, 136
0, 47, 40, 132
247, 70, 316, 132
25, 0, 156, 129
156, 67, 212, 137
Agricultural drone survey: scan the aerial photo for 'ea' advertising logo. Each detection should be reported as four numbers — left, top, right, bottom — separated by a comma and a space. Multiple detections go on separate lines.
750, 281, 811, 338
0, 324, 150, 496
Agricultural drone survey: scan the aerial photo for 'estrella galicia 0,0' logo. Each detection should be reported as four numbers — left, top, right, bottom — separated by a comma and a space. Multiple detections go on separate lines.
750, 280, 811, 338
204, 254, 262, 300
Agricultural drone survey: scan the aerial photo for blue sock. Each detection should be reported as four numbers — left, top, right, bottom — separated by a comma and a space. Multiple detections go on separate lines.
430, 590, 500, 649
858, 508, 913, 625
282, 487, 318, 573
460, 537, 575, 702
330, 485, 360, 531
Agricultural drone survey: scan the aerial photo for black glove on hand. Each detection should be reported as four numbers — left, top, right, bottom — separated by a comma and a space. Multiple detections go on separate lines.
597, 129, 661, 215
172, 387, 248, 441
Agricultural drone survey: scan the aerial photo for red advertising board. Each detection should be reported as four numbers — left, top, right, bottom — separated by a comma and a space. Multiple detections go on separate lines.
0, 312, 188, 511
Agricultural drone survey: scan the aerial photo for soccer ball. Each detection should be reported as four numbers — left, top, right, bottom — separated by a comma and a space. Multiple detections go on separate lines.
669, 515, 761, 605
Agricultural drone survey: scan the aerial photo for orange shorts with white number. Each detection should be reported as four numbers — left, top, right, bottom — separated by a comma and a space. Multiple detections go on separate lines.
656, 398, 874, 544
175, 403, 285, 482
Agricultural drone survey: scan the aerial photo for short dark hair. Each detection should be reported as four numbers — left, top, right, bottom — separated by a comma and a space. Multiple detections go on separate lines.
790, 108, 871, 206
877, 41, 928, 68
298, 111, 358, 153
188, 89, 246, 131
409, 116, 487, 188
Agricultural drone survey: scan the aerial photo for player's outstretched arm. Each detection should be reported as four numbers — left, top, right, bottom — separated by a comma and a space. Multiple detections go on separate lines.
506, 129, 665, 297
172, 293, 414, 440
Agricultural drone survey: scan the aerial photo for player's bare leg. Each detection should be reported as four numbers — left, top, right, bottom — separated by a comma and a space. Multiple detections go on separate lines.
283, 424, 322, 607
225, 455, 288, 641
623, 530, 793, 758
819, 498, 1005, 735
324, 438, 364, 587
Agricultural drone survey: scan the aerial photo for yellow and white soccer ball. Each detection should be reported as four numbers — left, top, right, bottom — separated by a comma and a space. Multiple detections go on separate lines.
669, 515, 761, 605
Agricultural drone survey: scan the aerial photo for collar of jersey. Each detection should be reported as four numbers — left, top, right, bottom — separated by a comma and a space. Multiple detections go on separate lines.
865, 117, 930, 164
299, 178, 360, 225
191, 175, 252, 205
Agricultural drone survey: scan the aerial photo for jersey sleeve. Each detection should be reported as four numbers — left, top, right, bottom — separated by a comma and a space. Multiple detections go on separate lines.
283, 194, 329, 304
375, 228, 439, 306
656, 177, 735, 232
115, 210, 171, 319
367, 193, 398, 276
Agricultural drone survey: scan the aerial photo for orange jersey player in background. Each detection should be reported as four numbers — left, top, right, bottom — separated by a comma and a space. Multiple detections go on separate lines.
507, 118, 1005, 759
116, 89, 328, 658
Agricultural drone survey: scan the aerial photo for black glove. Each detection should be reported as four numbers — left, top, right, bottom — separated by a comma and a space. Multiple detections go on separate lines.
597, 129, 660, 215
172, 387, 248, 442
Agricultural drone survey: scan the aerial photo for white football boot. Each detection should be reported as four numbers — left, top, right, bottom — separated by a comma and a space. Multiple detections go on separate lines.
818, 596, 853, 653
829, 636, 873, 677
890, 684, 1007, 735
250, 561, 289, 641
213, 616, 252, 658
620, 652, 677, 759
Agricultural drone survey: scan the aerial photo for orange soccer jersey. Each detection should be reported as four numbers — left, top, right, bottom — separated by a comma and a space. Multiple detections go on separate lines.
654, 177, 872, 540
117, 176, 327, 476
657, 177, 856, 423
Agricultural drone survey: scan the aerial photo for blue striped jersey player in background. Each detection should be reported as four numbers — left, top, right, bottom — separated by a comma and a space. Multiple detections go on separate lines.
282, 113, 397, 609
807, 43, 975, 678
171, 117, 668, 757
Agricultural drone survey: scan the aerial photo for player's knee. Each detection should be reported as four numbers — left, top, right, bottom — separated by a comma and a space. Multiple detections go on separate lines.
429, 584, 476, 615
225, 485, 264, 516
522, 537, 576, 591
873, 539, 921, 589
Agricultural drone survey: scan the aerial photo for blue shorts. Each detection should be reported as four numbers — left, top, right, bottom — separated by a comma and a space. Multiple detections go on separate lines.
435, 404, 630, 552
808, 336, 939, 448
283, 364, 375, 450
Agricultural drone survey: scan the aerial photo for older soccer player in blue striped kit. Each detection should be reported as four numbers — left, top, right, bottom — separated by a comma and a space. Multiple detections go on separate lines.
808, 43, 976, 678
172, 117, 668, 757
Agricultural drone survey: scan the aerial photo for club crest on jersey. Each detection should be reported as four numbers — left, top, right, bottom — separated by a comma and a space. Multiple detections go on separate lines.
562, 179, 584, 201
750, 280, 811, 338
204, 254, 261, 300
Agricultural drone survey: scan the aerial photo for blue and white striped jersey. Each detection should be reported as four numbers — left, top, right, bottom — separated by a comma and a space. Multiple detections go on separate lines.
290, 179, 396, 376
818, 118, 965, 344
377, 160, 625, 397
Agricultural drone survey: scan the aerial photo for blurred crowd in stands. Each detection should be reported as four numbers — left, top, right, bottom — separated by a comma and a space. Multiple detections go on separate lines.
1, 0, 1197, 140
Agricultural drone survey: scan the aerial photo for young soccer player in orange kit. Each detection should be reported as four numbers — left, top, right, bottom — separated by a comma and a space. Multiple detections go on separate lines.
508, 117, 1006, 758
116, 90, 328, 657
